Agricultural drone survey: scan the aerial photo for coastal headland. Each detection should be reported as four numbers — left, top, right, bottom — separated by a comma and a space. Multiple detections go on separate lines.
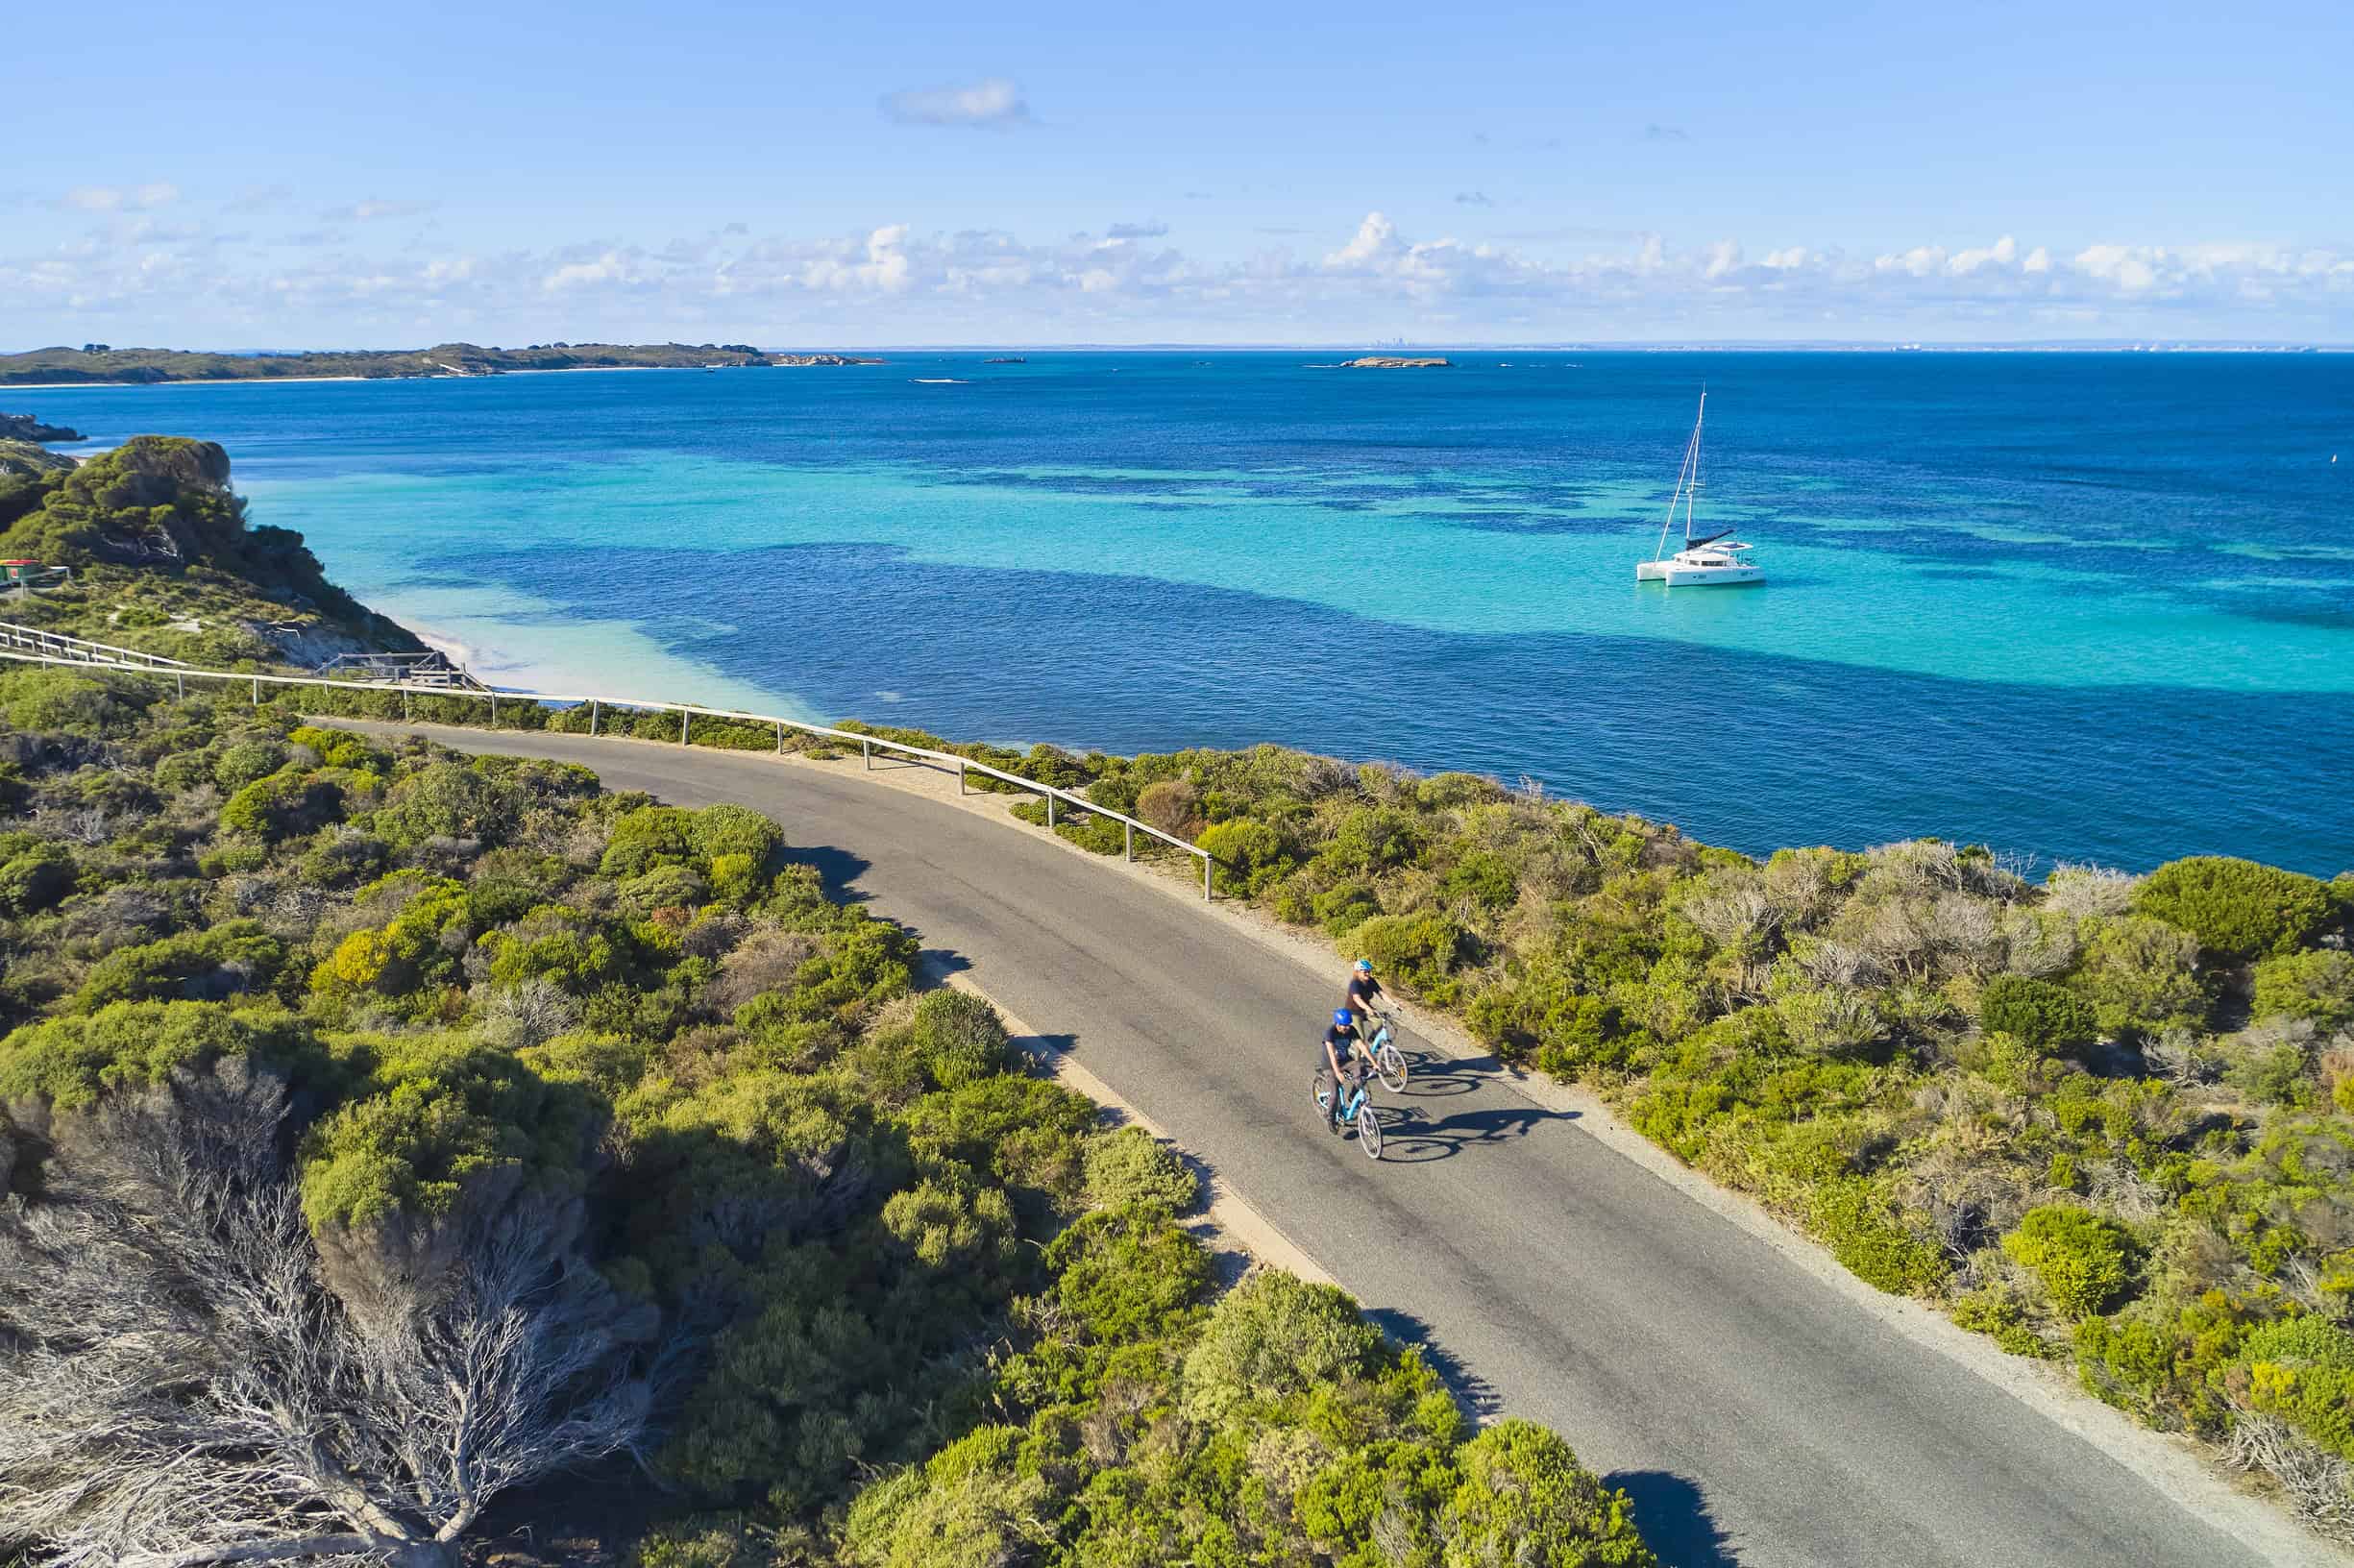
0, 341, 885, 386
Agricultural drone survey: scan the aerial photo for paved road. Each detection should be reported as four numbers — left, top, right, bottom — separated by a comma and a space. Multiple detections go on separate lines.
364, 723, 2270, 1568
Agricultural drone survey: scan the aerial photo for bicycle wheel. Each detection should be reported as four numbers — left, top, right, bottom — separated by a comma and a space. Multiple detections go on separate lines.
1356, 1098, 1383, 1160
1310, 1073, 1330, 1114
1374, 1041, 1409, 1092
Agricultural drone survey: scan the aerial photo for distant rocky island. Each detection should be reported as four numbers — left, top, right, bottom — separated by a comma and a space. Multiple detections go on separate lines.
1339, 355, 1452, 369
0, 411, 83, 442
0, 342, 884, 385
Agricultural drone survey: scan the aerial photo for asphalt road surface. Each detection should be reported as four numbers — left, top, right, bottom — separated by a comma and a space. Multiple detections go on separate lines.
353, 723, 2276, 1568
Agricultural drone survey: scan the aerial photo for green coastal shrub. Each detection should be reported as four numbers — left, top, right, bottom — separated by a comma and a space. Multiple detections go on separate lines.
1312, 880, 1381, 939
689, 803, 782, 869
1439, 1420, 1658, 1568
0, 999, 316, 1109
299, 1033, 593, 1231
211, 739, 287, 791
1181, 1271, 1382, 1418
1350, 911, 1470, 1004
1082, 1124, 1201, 1212
2072, 916, 2208, 1038
2132, 855, 2333, 960
836, 1425, 1052, 1568
1807, 1178, 1950, 1296
1198, 817, 1290, 896
373, 760, 517, 847
75, 921, 286, 1011
1042, 1201, 1214, 1343
2253, 948, 2354, 1030
1976, 974, 2097, 1052
908, 988, 1011, 1090
0, 843, 73, 916
1440, 848, 1520, 912
2240, 1316, 2354, 1459
2002, 1204, 2135, 1318
220, 771, 337, 840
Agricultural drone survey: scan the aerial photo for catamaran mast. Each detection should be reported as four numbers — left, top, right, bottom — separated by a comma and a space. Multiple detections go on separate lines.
1652, 389, 1706, 561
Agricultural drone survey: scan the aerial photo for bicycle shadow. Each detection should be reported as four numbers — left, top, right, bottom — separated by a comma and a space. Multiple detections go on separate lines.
1366, 1099, 1577, 1164
1387, 1046, 1490, 1099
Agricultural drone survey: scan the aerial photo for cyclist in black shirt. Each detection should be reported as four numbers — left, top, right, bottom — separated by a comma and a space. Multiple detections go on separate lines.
1342, 958, 1387, 1039
1318, 1007, 1363, 1135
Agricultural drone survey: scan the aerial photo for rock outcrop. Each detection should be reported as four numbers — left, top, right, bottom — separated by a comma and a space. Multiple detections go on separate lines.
0, 412, 84, 442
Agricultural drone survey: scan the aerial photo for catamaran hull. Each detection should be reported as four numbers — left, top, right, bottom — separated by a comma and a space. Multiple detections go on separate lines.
1636, 561, 1765, 586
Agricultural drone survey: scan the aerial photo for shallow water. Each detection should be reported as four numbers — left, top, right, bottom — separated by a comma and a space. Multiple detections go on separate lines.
27, 351, 2354, 872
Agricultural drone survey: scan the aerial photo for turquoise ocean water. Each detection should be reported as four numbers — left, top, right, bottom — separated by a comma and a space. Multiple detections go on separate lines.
23, 352, 2354, 873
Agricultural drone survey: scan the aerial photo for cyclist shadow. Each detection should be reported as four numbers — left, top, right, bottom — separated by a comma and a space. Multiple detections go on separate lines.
1366, 1099, 1576, 1163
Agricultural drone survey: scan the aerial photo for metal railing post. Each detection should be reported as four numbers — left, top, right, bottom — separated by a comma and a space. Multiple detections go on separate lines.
1124, 822, 1134, 861
959, 762, 968, 795
1204, 855, 1214, 902
776, 720, 784, 753
402, 687, 409, 721
589, 699, 599, 736
863, 739, 871, 770
1047, 794, 1057, 829
679, 709, 690, 745
175, 672, 184, 701
252, 675, 260, 704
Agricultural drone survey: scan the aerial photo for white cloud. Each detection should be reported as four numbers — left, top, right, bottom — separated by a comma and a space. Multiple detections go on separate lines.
62, 183, 178, 212
879, 77, 1031, 128
323, 197, 435, 222
1455, 190, 1494, 207
2073, 244, 2159, 291
544, 251, 635, 290
9, 208, 2349, 343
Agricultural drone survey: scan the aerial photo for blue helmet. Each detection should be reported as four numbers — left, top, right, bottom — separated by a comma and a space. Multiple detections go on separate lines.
1332, 1008, 1354, 1029
1354, 959, 1373, 974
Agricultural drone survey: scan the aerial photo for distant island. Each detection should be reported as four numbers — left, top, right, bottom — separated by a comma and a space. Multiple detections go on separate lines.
1339, 355, 1451, 368
1, 411, 84, 441
0, 342, 886, 386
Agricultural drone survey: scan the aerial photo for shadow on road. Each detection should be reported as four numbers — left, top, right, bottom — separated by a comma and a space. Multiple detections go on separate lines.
783, 842, 872, 902
1610, 1470, 1742, 1568
1371, 1100, 1578, 1164
1390, 1047, 1492, 1099
1363, 1305, 1501, 1419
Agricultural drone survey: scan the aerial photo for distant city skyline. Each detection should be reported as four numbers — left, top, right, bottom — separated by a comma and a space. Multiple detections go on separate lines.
6, 0, 2349, 346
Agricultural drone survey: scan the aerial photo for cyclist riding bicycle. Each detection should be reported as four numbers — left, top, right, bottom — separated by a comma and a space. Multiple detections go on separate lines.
1341, 958, 1390, 1065
1318, 1007, 1366, 1135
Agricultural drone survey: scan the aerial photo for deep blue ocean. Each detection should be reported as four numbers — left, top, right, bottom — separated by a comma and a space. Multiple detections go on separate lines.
23, 352, 2354, 874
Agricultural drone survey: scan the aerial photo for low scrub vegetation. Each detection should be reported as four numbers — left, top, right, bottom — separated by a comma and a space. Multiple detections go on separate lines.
0, 669, 1655, 1567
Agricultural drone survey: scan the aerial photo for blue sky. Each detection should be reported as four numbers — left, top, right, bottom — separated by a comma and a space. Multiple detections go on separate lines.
6, 0, 2350, 345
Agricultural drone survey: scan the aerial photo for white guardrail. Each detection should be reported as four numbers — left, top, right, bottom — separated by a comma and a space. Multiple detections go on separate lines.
0, 622, 193, 670
0, 642, 1220, 899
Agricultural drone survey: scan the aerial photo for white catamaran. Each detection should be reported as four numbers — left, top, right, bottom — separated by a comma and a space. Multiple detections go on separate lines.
1636, 390, 1764, 587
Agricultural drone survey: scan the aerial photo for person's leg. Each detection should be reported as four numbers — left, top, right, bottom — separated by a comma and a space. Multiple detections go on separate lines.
1317, 1059, 1341, 1129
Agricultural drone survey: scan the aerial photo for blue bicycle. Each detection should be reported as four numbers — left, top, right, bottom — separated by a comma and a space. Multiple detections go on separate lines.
1312, 1064, 1385, 1160
1361, 1011, 1410, 1092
